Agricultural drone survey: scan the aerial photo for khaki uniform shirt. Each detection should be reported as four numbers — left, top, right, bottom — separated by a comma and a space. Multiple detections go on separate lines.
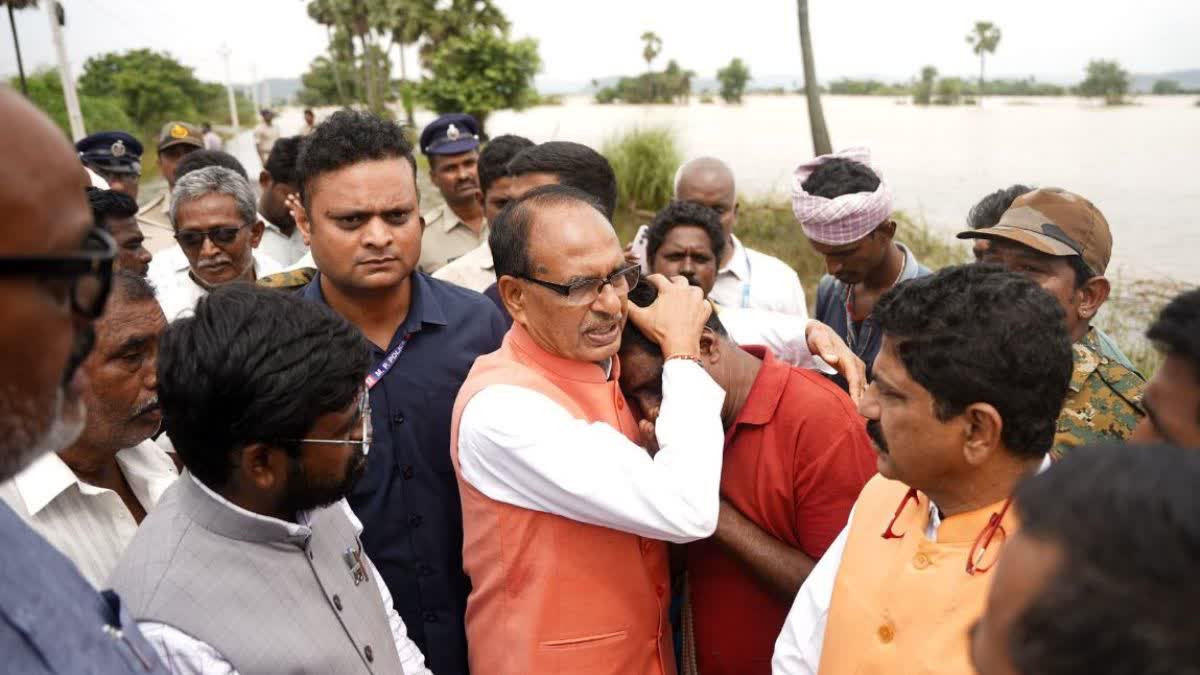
254, 122, 280, 162
418, 204, 487, 273
136, 193, 178, 255
431, 241, 495, 292
1052, 328, 1146, 459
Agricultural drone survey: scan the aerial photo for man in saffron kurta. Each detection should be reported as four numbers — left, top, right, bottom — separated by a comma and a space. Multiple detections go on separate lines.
451, 184, 727, 675
772, 265, 1074, 675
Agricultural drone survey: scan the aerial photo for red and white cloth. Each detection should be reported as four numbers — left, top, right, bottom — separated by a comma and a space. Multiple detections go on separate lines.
791, 147, 893, 245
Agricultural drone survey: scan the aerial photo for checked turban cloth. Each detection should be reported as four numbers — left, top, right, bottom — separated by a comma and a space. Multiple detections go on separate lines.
791, 147, 894, 246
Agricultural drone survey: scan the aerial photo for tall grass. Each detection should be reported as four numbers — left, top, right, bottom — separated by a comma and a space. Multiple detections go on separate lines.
602, 126, 681, 214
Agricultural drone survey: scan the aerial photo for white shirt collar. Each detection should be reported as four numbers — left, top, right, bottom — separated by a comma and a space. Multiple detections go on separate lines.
13, 440, 178, 517
186, 472, 363, 537
718, 234, 750, 281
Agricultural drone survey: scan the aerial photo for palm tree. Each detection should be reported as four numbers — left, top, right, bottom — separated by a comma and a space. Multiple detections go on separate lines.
966, 21, 1002, 103
796, 0, 831, 155
640, 31, 662, 71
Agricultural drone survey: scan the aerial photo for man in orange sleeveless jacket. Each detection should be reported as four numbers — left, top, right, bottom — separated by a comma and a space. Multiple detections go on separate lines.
450, 184, 726, 675
772, 264, 1073, 674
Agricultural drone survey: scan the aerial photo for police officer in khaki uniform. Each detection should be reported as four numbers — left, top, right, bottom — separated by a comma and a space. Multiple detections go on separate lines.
136, 121, 203, 253
418, 113, 486, 273
958, 187, 1145, 459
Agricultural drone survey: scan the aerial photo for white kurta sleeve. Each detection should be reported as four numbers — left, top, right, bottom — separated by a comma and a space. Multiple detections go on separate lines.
138, 622, 239, 675
771, 511, 853, 675
368, 557, 433, 674
457, 359, 726, 543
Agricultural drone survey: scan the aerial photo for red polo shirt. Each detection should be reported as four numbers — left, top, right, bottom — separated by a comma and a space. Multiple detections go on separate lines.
688, 347, 877, 675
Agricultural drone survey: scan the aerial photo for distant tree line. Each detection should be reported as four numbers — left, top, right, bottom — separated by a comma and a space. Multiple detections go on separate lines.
593, 32, 753, 105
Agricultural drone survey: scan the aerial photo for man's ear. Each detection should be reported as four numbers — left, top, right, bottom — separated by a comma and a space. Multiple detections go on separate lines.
877, 220, 898, 240
259, 170, 272, 192
295, 202, 312, 242
1076, 275, 1111, 322
248, 219, 266, 248
234, 442, 288, 493
497, 276, 525, 326
699, 327, 722, 364
961, 402, 1004, 467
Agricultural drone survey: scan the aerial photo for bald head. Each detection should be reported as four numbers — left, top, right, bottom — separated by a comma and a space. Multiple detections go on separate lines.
673, 157, 738, 259
0, 90, 98, 480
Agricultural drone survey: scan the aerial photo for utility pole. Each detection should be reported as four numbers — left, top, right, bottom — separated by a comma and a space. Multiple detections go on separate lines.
46, 0, 85, 140
7, 4, 27, 95
218, 43, 240, 129
249, 63, 261, 111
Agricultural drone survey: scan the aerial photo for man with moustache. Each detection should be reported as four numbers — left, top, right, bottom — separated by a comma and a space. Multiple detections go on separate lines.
0, 88, 168, 673
89, 188, 153, 276
256, 136, 309, 267
155, 166, 281, 321
0, 272, 177, 587
419, 113, 486, 273
434, 134, 535, 292
294, 109, 506, 675
110, 285, 432, 674
453, 184, 725, 674
773, 265, 1072, 675
1132, 288, 1200, 447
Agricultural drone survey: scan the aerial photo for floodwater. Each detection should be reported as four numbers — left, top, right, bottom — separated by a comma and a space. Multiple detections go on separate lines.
475, 94, 1199, 284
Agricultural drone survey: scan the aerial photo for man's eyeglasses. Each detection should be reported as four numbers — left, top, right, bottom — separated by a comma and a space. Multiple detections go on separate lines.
0, 227, 115, 319
174, 224, 247, 250
282, 391, 373, 455
518, 263, 641, 306
880, 487, 1012, 575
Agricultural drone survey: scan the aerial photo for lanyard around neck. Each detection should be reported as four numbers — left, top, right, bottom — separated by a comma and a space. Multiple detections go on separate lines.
364, 333, 413, 390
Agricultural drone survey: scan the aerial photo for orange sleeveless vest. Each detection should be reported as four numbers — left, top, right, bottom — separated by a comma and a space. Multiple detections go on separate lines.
818, 474, 1017, 674
450, 324, 675, 675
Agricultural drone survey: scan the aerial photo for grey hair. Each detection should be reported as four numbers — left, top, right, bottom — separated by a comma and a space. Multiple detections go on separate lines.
169, 165, 257, 230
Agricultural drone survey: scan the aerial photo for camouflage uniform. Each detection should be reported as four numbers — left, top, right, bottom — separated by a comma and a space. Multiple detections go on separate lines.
1052, 328, 1145, 459
258, 267, 316, 291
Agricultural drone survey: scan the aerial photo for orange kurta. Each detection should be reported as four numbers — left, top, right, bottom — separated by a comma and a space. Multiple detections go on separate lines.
818, 474, 1016, 674
450, 324, 675, 675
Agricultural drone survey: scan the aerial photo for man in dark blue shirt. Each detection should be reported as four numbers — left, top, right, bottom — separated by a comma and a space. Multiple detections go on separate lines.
0, 89, 166, 674
294, 109, 506, 675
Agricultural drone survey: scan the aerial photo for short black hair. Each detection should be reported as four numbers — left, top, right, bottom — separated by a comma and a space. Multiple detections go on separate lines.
967, 184, 1033, 230
621, 282, 728, 359
1009, 444, 1200, 674
110, 270, 156, 304
874, 264, 1072, 458
263, 135, 302, 186
87, 188, 138, 230
490, 183, 605, 279
157, 284, 370, 490
1147, 287, 1200, 383
478, 134, 534, 196
304, 108, 314, 115
175, 150, 248, 182
646, 200, 726, 263
506, 141, 618, 220
296, 108, 417, 208
800, 157, 880, 198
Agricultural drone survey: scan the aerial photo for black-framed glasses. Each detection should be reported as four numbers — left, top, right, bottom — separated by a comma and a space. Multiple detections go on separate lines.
0, 227, 115, 319
519, 262, 641, 306
281, 390, 373, 456
174, 224, 247, 250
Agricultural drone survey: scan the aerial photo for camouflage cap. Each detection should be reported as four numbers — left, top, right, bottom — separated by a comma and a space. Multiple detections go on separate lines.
156, 121, 204, 152
957, 187, 1112, 275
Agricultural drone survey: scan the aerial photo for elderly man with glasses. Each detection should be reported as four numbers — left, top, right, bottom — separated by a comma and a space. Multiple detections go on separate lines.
156, 165, 280, 321
110, 284, 432, 674
772, 265, 1073, 675
451, 183, 727, 675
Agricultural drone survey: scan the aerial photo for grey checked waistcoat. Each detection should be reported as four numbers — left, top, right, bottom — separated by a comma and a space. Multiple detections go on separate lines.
109, 473, 405, 674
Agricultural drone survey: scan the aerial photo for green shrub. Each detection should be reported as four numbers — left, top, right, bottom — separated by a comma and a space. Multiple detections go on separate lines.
602, 126, 682, 213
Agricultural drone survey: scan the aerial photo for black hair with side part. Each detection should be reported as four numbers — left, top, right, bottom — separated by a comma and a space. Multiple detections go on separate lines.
264, 136, 303, 186
967, 184, 1033, 230
175, 150, 248, 181
1009, 444, 1200, 674
646, 200, 727, 263
490, 183, 605, 280
156, 284, 370, 490
506, 141, 618, 220
478, 134, 534, 195
1147, 287, 1200, 385
621, 282, 727, 359
800, 157, 880, 198
296, 108, 417, 208
87, 188, 138, 230
873, 264, 1072, 458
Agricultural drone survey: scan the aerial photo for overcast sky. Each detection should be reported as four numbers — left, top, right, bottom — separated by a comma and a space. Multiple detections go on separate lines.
3, 0, 1198, 88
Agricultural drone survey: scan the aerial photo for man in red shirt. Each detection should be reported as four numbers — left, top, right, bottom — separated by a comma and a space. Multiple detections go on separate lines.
619, 282, 877, 675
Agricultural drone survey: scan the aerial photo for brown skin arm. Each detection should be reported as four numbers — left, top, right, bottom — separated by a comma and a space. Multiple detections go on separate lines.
710, 499, 815, 602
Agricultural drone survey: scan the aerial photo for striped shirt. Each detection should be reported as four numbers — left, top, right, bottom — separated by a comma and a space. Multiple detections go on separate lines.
0, 439, 178, 588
